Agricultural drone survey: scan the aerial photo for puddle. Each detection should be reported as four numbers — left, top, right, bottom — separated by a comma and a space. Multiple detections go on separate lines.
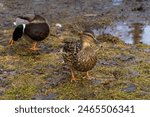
141, 26, 150, 44
93, 22, 150, 45
112, 0, 123, 6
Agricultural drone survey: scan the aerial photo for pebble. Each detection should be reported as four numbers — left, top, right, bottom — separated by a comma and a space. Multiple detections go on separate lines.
45, 76, 67, 87
144, 48, 150, 53
32, 93, 57, 100
116, 54, 135, 61
0, 88, 5, 96
91, 79, 101, 86
97, 59, 117, 66
126, 70, 140, 78
122, 84, 136, 93
0, 77, 9, 87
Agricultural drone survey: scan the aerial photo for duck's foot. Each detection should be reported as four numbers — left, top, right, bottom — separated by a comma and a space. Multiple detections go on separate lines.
9, 39, 14, 45
83, 76, 95, 80
70, 68, 79, 82
83, 72, 95, 80
71, 77, 79, 82
29, 47, 40, 51
30, 42, 40, 51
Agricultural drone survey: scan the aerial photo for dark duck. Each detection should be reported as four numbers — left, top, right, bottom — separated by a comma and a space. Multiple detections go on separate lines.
62, 30, 98, 82
9, 14, 50, 51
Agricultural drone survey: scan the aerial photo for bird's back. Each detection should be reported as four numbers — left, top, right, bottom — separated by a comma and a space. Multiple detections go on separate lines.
63, 38, 97, 72
63, 38, 81, 66
24, 23, 49, 41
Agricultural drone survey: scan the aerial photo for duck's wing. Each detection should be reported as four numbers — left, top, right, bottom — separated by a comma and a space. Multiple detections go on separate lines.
73, 47, 97, 72
63, 38, 81, 54
17, 14, 35, 22
62, 38, 81, 65
14, 14, 47, 26
14, 14, 35, 26
14, 17, 30, 26
31, 15, 46, 23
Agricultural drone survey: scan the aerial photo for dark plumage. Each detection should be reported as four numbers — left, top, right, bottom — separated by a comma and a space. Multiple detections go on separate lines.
9, 14, 50, 51
62, 30, 97, 82
12, 25, 24, 41
24, 22, 49, 42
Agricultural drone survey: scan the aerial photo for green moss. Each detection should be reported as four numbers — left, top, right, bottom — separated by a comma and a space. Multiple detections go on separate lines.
1, 18, 150, 100
1, 74, 38, 99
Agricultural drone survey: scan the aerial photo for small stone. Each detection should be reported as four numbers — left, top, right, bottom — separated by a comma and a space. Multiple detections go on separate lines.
117, 54, 135, 61
122, 84, 136, 93
0, 88, 5, 96
42, 93, 57, 100
139, 91, 150, 96
32, 93, 57, 100
0, 77, 9, 87
99, 59, 110, 65
126, 70, 140, 78
91, 79, 101, 86
0, 64, 4, 69
3, 71, 8, 74
45, 76, 65, 87
0, 69, 3, 74
144, 49, 150, 53
98, 59, 117, 66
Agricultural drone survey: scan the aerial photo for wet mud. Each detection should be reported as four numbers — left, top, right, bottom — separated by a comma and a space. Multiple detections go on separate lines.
0, 0, 150, 99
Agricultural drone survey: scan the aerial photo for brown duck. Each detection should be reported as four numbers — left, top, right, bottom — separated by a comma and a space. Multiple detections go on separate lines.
62, 30, 97, 82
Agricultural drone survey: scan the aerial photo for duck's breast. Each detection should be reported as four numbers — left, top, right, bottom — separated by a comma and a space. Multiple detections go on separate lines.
73, 47, 97, 72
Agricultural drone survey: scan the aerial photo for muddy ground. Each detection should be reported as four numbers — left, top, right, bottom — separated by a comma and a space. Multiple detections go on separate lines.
0, 0, 150, 99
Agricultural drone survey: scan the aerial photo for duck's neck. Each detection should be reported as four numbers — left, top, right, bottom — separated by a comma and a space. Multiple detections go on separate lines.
82, 41, 91, 49
81, 35, 93, 49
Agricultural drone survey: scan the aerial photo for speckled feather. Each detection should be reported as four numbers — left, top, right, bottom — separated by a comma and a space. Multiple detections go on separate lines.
73, 47, 97, 72
63, 39, 81, 66
63, 36, 97, 72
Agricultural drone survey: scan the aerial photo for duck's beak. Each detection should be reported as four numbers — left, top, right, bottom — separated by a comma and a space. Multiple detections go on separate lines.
9, 39, 14, 45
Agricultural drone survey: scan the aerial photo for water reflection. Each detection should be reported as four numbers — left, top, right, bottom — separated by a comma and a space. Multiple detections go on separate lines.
93, 22, 150, 45
115, 22, 133, 44
142, 26, 150, 44
130, 23, 144, 44
112, 0, 123, 5
113, 22, 150, 45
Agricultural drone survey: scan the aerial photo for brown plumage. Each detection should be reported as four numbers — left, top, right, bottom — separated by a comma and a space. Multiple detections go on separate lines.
62, 30, 97, 82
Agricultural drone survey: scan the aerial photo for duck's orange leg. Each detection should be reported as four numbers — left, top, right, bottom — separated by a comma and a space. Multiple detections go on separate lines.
83, 71, 95, 80
9, 39, 14, 45
70, 68, 78, 82
30, 42, 40, 51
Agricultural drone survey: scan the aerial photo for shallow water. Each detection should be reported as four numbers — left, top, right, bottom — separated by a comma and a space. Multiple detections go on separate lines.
112, 0, 123, 6
93, 22, 150, 45
1, 0, 150, 45
1, 0, 150, 100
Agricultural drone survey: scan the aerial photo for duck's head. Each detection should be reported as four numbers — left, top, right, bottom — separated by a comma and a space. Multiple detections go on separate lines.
9, 24, 26, 45
80, 30, 97, 48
